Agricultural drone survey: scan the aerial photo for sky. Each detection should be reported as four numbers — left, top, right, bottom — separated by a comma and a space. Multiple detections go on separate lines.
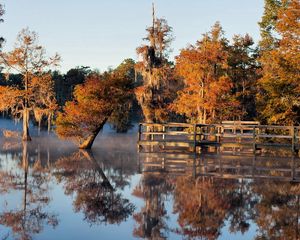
1, 0, 265, 73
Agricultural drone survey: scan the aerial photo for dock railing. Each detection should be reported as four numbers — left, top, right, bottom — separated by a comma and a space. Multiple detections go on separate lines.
137, 122, 300, 154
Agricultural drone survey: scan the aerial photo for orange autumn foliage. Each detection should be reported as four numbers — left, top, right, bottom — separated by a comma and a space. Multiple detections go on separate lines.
0, 28, 59, 139
56, 72, 133, 148
171, 23, 240, 123
257, 0, 300, 124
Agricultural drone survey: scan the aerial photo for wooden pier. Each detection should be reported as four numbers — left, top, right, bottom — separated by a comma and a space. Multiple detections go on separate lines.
137, 122, 300, 154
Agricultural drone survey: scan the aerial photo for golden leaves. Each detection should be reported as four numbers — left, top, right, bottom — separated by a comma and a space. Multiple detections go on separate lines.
171, 23, 236, 123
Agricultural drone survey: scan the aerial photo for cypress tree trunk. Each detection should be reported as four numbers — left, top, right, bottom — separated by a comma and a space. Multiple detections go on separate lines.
23, 72, 31, 141
22, 108, 31, 141
79, 118, 108, 149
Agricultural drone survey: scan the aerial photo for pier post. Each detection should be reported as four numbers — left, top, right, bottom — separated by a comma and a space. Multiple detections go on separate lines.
253, 126, 256, 154
291, 154, 295, 181
216, 126, 220, 143
193, 124, 197, 153
291, 126, 295, 153
138, 123, 142, 152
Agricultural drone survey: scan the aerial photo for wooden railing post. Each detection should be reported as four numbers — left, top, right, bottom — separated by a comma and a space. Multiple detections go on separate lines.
253, 126, 256, 154
252, 154, 256, 177
150, 125, 154, 141
138, 123, 142, 141
193, 124, 197, 153
216, 126, 220, 143
291, 155, 295, 181
138, 123, 142, 152
291, 126, 295, 153
192, 155, 196, 178
162, 124, 166, 150
296, 128, 299, 155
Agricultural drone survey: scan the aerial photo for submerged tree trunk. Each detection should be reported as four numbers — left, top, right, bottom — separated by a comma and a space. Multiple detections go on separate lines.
79, 118, 108, 149
22, 108, 31, 141
38, 119, 41, 136
22, 141, 29, 212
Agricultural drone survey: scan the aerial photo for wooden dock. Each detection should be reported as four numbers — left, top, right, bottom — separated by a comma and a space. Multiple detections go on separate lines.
137, 122, 300, 154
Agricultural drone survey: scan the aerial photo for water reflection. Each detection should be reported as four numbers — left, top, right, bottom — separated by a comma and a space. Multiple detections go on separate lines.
133, 173, 172, 239
54, 150, 135, 225
138, 151, 300, 240
253, 181, 300, 239
0, 135, 138, 239
0, 133, 300, 239
172, 177, 255, 239
0, 142, 58, 240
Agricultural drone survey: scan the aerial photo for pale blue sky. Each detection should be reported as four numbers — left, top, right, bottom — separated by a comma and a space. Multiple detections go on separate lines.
1, 0, 264, 73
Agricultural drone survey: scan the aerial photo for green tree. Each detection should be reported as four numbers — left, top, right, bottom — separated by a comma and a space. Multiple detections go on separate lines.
258, 0, 283, 50
227, 34, 260, 120
108, 59, 136, 132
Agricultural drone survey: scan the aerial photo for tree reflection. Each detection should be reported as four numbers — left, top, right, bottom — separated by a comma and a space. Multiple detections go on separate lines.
172, 173, 300, 240
173, 176, 231, 239
253, 180, 300, 240
54, 150, 135, 225
173, 176, 257, 239
132, 173, 173, 239
0, 141, 58, 240
226, 179, 257, 235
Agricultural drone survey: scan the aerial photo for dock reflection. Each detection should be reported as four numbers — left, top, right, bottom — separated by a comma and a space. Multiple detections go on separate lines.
137, 149, 300, 239
139, 148, 300, 182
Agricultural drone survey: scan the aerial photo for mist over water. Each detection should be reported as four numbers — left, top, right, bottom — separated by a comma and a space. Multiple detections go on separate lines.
0, 119, 300, 240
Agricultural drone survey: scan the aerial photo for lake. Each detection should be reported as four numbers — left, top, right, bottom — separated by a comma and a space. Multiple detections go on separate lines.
0, 119, 299, 240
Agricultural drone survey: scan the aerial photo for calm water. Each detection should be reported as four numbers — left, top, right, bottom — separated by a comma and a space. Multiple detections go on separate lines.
0, 119, 299, 240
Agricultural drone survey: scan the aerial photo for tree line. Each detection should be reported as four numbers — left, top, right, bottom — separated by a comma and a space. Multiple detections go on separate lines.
0, 0, 299, 149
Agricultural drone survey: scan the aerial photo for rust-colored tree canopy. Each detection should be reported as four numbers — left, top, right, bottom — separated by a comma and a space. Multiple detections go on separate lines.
257, 0, 300, 125
171, 23, 240, 123
56, 70, 133, 149
0, 0, 298, 133
0, 28, 60, 140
